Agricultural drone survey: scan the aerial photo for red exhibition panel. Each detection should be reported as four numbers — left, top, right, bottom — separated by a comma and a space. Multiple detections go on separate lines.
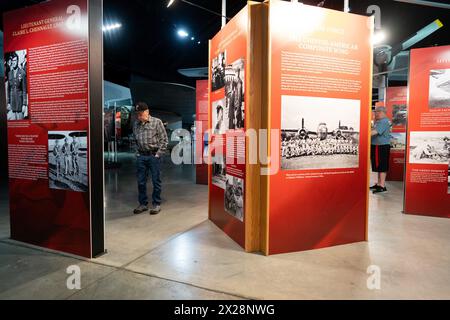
404, 46, 450, 218
209, 6, 248, 248
4, 0, 92, 257
196, 80, 209, 185
386, 86, 408, 181
268, 2, 373, 254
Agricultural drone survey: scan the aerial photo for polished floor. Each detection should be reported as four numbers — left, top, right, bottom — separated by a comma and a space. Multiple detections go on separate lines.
0, 153, 449, 299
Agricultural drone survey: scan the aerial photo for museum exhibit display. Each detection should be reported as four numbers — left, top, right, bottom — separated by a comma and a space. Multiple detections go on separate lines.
404, 45, 450, 218
208, 0, 373, 255
3, 0, 105, 257
208, 1, 263, 252
386, 86, 408, 181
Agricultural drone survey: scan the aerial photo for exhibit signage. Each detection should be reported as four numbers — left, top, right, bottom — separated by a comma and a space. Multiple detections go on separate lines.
3, 0, 104, 257
264, 1, 373, 254
404, 46, 450, 218
209, 5, 249, 248
386, 86, 408, 181
208, 0, 373, 255
196, 80, 209, 185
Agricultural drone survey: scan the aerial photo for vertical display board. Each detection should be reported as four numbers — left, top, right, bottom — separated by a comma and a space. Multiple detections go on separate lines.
196, 80, 209, 185
208, 2, 263, 251
3, 0, 104, 257
386, 87, 408, 181
264, 1, 373, 254
404, 46, 450, 218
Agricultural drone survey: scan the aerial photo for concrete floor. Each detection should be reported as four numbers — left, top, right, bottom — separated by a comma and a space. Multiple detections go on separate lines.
0, 153, 449, 299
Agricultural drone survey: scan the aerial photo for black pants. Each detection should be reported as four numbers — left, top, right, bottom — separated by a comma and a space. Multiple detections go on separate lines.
371, 144, 390, 173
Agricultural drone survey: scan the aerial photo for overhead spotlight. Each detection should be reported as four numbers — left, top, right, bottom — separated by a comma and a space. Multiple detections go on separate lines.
167, 0, 176, 8
177, 29, 189, 38
191, 37, 195, 41
197, 41, 201, 44
103, 23, 122, 32
373, 31, 387, 45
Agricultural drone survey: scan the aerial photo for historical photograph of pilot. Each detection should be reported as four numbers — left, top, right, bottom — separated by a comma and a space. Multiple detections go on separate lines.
429, 69, 450, 109
212, 98, 227, 134
48, 131, 88, 192
391, 133, 406, 150
409, 131, 450, 165
211, 51, 226, 92
281, 96, 361, 170
224, 174, 244, 222
391, 104, 407, 127
4, 50, 28, 121
225, 58, 245, 130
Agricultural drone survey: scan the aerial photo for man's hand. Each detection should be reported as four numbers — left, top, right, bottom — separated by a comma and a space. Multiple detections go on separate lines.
6, 104, 11, 111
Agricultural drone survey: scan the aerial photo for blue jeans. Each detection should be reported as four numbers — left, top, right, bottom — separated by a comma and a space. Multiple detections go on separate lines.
137, 155, 162, 206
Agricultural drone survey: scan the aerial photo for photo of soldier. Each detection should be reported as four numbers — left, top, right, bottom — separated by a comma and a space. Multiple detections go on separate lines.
48, 131, 88, 192
4, 50, 28, 121
212, 98, 227, 135
224, 174, 244, 222
224, 59, 245, 130
211, 51, 226, 92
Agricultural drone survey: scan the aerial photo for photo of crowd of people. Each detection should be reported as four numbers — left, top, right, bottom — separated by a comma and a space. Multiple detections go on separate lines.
48, 131, 88, 192
281, 96, 361, 170
225, 59, 245, 130
211, 51, 226, 92
224, 174, 244, 222
429, 69, 450, 109
409, 131, 450, 165
4, 50, 28, 121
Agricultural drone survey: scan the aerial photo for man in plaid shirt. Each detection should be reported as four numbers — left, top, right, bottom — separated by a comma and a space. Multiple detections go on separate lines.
133, 102, 168, 215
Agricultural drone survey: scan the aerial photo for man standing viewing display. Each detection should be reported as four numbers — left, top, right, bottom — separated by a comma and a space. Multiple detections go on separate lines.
370, 106, 392, 194
133, 102, 169, 215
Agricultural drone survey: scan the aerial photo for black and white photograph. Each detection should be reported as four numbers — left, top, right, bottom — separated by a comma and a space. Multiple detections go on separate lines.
391, 132, 406, 150
429, 69, 450, 109
281, 96, 361, 171
4, 50, 28, 121
391, 104, 407, 126
211, 51, 226, 92
224, 174, 244, 222
409, 131, 450, 165
225, 58, 245, 130
211, 154, 226, 189
48, 131, 88, 192
212, 98, 227, 134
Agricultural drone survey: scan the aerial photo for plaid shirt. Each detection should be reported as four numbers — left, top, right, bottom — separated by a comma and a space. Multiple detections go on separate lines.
133, 116, 168, 157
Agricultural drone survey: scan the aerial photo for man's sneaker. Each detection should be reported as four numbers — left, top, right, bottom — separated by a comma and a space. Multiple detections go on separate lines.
373, 186, 387, 194
369, 184, 379, 190
133, 205, 148, 215
150, 205, 161, 215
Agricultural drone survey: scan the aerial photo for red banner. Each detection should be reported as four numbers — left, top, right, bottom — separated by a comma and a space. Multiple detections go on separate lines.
268, 2, 373, 254
386, 86, 408, 181
404, 46, 450, 218
4, 0, 93, 256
